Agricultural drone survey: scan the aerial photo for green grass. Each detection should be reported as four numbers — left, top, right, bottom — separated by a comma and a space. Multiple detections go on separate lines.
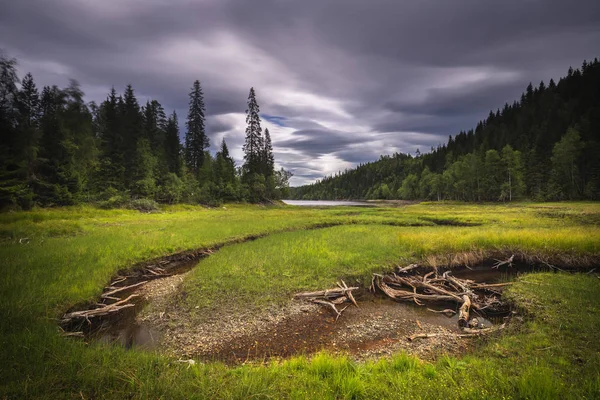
1, 202, 599, 398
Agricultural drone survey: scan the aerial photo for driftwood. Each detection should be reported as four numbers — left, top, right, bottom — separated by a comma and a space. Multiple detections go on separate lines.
408, 323, 507, 341
408, 333, 440, 341
493, 254, 514, 269
295, 281, 359, 321
101, 281, 148, 299
373, 265, 511, 331
458, 295, 471, 328
62, 294, 139, 324
427, 308, 456, 316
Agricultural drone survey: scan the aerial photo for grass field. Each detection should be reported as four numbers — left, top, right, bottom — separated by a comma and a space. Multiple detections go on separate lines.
1, 202, 599, 399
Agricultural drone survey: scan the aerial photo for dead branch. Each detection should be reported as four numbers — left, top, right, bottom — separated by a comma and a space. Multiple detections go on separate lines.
294, 286, 359, 300
101, 281, 148, 299
471, 282, 513, 289
341, 280, 359, 308
408, 333, 440, 341
427, 308, 456, 316
397, 264, 419, 274
62, 294, 139, 323
312, 300, 349, 321
492, 254, 514, 269
460, 323, 506, 335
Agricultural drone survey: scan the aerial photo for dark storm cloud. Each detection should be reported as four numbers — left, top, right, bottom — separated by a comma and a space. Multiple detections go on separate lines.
2, 0, 599, 185
277, 128, 366, 155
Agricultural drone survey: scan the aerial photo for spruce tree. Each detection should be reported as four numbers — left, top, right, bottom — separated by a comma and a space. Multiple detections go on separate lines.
215, 137, 236, 185
97, 87, 125, 190
164, 111, 182, 175
0, 54, 29, 208
185, 80, 208, 178
121, 84, 143, 188
16, 73, 40, 182
263, 128, 274, 177
242, 87, 263, 178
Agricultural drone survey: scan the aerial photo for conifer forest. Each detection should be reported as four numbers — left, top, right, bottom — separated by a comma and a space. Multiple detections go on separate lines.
0, 52, 291, 210
291, 59, 600, 202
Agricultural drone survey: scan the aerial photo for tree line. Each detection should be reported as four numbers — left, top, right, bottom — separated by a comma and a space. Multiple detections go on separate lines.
291, 58, 600, 202
0, 51, 291, 210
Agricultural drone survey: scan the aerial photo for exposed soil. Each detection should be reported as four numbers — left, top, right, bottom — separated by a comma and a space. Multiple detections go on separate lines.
93, 264, 517, 365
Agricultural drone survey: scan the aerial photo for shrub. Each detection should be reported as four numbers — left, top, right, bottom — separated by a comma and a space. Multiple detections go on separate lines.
128, 198, 160, 212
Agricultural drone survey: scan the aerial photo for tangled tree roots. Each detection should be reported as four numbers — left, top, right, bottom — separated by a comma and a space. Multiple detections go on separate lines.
371, 260, 513, 334
298, 258, 514, 342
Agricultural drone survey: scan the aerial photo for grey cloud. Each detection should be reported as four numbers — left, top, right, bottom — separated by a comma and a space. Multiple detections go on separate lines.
1, 0, 599, 186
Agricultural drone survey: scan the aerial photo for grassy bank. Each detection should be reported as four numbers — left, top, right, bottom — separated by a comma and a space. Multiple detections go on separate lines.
1, 202, 599, 398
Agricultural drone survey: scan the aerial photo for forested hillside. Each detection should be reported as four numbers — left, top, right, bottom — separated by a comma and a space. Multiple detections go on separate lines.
0, 52, 291, 210
291, 58, 600, 201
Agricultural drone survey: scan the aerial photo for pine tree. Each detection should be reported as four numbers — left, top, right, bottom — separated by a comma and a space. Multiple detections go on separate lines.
185, 80, 208, 178
242, 87, 263, 179
263, 128, 274, 177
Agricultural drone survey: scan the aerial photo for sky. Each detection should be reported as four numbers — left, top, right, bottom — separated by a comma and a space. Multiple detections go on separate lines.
1, 0, 599, 186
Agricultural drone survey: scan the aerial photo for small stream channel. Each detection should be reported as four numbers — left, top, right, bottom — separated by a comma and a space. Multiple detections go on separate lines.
82, 260, 544, 362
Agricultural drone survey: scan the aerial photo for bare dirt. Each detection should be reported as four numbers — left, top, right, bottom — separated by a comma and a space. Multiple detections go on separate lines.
96, 272, 499, 364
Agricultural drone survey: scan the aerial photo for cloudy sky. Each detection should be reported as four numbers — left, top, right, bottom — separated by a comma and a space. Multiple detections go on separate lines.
2, 0, 599, 185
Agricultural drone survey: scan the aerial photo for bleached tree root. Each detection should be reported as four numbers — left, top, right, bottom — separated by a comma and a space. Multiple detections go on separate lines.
372, 264, 511, 331
295, 281, 360, 321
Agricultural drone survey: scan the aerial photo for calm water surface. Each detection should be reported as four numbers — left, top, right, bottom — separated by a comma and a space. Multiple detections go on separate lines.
282, 200, 372, 206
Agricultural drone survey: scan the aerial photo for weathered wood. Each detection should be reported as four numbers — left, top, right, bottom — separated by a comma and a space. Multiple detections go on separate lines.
493, 254, 514, 269
407, 333, 440, 341
460, 323, 506, 335
312, 300, 349, 321
294, 287, 359, 299
397, 264, 419, 274
62, 294, 139, 322
458, 295, 471, 328
471, 282, 513, 289
101, 281, 148, 299
427, 308, 456, 316
377, 280, 458, 302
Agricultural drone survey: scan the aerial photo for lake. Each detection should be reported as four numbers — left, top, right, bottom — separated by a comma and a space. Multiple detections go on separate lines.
282, 200, 372, 206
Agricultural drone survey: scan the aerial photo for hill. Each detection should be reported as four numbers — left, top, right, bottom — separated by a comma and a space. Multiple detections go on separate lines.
291, 58, 600, 201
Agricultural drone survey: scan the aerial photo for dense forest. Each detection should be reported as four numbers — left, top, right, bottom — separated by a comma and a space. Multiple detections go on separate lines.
291, 58, 600, 202
0, 52, 291, 210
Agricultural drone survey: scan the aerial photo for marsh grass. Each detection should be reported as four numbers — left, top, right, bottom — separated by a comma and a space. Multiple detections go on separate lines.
1, 202, 599, 398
